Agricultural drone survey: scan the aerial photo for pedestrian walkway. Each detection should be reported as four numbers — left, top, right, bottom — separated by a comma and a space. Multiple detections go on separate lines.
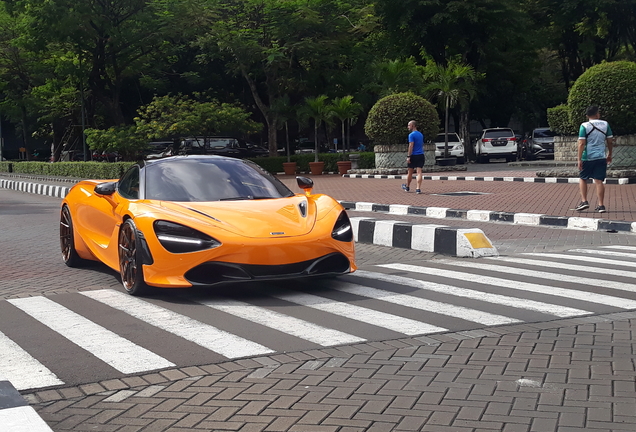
2, 247, 635, 395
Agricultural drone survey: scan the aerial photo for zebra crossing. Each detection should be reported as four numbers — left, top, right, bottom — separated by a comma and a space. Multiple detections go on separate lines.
1, 246, 635, 392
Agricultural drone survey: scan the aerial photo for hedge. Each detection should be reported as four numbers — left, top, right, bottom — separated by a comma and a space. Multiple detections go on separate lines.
568, 61, 636, 135
546, 104, 577, 135
0, 161, 134, 179
248, 152, 375, 173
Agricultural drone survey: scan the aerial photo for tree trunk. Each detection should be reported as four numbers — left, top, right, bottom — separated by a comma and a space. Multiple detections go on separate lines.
239, 65, 278, 156
460, 109, 473, 161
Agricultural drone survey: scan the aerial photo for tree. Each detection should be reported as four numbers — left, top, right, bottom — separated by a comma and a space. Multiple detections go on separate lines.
422, 60, 478, 159
329, 96, 362, 152
300, 95, 332, 162
271, 95, 296, 162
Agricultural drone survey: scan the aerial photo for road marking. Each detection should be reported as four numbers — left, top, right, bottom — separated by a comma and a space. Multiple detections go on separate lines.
486, 256, 636, 280
82, 290, 274, 358
332, 282, 521, 326
0, 331, 64, 390
8, 297, 175, 374
522, 253, 636, 269
354, 270, 589, 317
271, 291, 448, 335
197, 298, 365, 346
435, 259, 636, 293
600, 246, 636, 251
0, 406, 54, 432
568, 249, 636, 259
376, 264, 636, 309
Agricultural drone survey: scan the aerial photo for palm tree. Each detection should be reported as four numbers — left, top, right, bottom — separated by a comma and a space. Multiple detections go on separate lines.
374, 58, 423, 97
329, 96, 362, 152
423, 60, 478, 160
301, 95, 332, 162
271, 96, 295, 162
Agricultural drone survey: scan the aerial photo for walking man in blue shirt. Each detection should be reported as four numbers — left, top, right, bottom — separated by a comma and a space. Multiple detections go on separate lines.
402, 120, 425, 194
574, 106, 613, 213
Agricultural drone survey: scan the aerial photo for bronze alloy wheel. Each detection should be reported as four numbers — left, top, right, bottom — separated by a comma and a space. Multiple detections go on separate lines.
118, 219, 148, 295
60, 205, 82, 267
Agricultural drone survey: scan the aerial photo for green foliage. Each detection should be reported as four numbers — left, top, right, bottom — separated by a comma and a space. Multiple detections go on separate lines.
546, 104, 577, 135
567, 61, 636, 135
249, 152, 375, 174
85, 126, 147, 161
1, 162, 134, 179
364, 92, 439, 145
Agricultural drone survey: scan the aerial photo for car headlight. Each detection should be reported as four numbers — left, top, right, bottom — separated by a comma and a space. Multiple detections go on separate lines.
454, 144, 464, 151
153, 220, 221, 253
332, 211, 353, 242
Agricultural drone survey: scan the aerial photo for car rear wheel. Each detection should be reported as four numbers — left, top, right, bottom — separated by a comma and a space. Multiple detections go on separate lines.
457, 157, 465, 164
60, 205, 84, 267
119, 219, 149, 296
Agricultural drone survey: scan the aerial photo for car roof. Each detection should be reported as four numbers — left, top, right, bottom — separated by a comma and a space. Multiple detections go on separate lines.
144, 154, 236, 166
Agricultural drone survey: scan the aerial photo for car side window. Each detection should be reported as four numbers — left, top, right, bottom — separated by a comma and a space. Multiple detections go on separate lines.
118, 167, 140, 200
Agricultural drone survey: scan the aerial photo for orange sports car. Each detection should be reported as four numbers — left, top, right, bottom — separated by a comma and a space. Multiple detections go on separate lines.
60, 155, 356, 295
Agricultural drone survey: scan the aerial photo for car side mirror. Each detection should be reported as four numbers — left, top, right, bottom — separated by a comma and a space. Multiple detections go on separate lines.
296, 176, 314, 196
94, 181, 117, 196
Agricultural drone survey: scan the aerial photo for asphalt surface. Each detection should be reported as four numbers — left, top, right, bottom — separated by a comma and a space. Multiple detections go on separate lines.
1, 163, 636, 432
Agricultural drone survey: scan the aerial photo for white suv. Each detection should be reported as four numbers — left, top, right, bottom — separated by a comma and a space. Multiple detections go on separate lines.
475, 128, 518, 163
435, 133, 465, 164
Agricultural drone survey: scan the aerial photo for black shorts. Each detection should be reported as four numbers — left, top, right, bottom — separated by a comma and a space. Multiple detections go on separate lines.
408, 154, 425, 169
580, 158, 607, 181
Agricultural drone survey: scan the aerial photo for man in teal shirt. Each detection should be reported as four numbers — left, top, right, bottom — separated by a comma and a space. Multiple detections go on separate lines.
574, 105, 613, 213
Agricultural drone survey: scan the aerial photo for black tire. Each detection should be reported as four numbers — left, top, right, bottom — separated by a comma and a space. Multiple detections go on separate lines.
60, 205, 85, 267
457, 157, 465, 164
118, 219, 150, 296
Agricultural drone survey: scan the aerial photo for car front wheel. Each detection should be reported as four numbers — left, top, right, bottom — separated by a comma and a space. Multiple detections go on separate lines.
119, 219, 149, 296
60, 205, 84, 267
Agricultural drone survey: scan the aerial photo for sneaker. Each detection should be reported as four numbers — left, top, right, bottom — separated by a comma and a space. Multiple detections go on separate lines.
574, 201, 589, 211
595, 205, 607, 213
416, 189, 421, 194
401, 184, 409, 192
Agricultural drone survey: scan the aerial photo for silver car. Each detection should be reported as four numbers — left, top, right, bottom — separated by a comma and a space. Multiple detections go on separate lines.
434, 133, 465, 164
523, 127, 556, 160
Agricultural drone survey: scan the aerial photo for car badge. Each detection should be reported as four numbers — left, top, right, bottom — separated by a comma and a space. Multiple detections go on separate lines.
298, 201, 307, 217
271, 232, 285, 236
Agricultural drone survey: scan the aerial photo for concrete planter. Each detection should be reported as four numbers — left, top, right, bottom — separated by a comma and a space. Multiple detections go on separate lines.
309, 161, 324, 175
374, 143, 435, 168
555, 134, 636, 168
282, 162, 297, 175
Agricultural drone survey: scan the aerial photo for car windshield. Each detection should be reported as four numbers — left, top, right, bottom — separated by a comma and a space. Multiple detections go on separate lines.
534, 129, 557, 138
484, 130, 514, 139
144, 158, 294, 202
435, 134, 460, 143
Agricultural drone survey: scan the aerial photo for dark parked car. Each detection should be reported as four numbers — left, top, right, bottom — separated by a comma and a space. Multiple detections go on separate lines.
521, 128, 556, 160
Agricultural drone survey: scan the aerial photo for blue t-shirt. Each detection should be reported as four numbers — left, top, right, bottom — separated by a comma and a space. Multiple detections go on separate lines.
578, 120, 613, 161
408, 131, 424, 155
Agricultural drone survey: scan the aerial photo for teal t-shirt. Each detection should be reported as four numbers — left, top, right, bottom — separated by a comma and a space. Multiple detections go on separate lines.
579, 120, 613, 161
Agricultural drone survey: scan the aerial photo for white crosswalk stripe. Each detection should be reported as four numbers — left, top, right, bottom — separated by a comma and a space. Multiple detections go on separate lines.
378, 263, 636, 309
0, 330, 63, 391
270, 290, 449, 335
485, 256, 636, 279
8, 297, 175, 374
434, 259, 636, 293
82, 289, 274, 358
521, 252, 636, 269
600, 246, 636, 251
352, 270, 590, 317
568, 249, 636, 259
330, 282, 522, 326
197, 298, 365, 346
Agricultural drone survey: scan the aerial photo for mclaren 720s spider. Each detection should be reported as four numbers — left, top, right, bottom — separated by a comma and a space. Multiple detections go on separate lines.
60, 155, 356, 295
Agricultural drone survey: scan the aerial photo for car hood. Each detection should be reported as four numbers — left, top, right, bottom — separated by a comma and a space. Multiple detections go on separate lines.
157, 196, 316, 238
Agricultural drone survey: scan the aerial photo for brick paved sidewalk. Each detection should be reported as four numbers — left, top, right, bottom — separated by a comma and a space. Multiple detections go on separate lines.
29, 312, 636, 432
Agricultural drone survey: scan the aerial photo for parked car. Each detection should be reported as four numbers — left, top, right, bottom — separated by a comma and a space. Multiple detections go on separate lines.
474, 128, 518, 163
144, 141, 174, 160
434, 133, 465, 164
522, 127, 556, 160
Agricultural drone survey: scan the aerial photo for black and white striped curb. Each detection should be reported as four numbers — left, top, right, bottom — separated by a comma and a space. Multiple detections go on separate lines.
342, 201, 636, 233
0, 179, 70, 198
351, 217, 498, 257
344, 174, 635, 185
0, 380, 53, 432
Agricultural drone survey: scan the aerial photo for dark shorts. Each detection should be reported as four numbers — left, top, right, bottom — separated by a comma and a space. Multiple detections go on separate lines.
408, 154, 425, 169
580, 158, 607, 181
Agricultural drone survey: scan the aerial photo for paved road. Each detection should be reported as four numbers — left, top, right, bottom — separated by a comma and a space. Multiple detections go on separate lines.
3, 190, 636, 394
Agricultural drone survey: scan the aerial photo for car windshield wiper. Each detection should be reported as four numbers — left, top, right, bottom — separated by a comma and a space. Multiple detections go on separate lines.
218, 195, 272, 201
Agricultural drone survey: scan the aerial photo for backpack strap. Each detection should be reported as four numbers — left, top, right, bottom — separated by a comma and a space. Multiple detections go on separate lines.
585, 123, 607, 139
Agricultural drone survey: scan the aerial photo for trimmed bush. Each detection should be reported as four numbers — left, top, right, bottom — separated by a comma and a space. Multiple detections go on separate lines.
547, 104, 577, 135
1, 161, 134, 179
568, 61, 636, 135
249, 152, 369, 173
364, 92, 439, 145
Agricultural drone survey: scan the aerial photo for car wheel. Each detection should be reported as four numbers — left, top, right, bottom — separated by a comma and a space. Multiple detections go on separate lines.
60, 205, 84, 267
457, 157, 465, 164
118, 219, 150, 296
